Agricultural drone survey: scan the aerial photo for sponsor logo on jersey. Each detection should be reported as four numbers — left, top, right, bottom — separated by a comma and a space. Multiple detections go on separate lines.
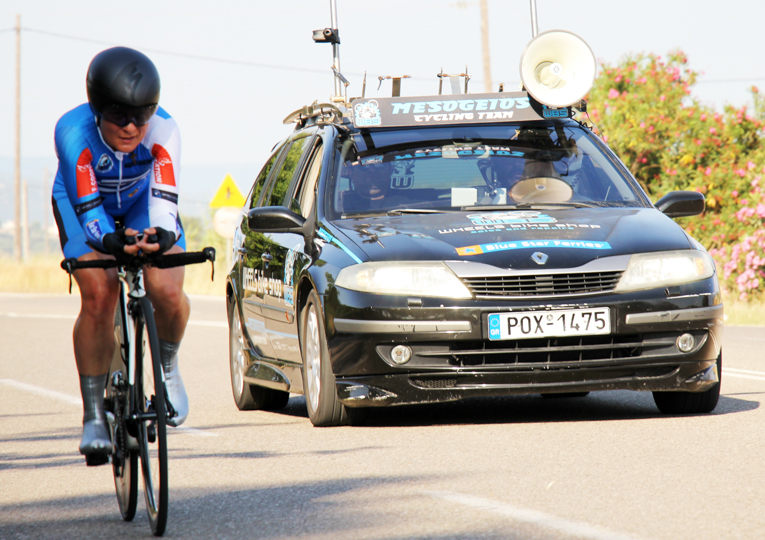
151, 144, 176, 186
85, 219, 104, 240
96, 153, 113, 172
75, 148, 98, 198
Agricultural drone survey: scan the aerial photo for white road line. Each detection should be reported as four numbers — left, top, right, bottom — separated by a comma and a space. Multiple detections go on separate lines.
173, 426, 218, 437
424, 490, 642, 540
1, 312, 75, 320
0, 378, 81, 405
0, 378, 217, 437
725, 368, 765, 381
0, 312, 226, 328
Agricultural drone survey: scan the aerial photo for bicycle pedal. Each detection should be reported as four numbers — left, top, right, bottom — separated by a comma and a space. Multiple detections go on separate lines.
147, 423, 156, 443
85, 452, 110, 467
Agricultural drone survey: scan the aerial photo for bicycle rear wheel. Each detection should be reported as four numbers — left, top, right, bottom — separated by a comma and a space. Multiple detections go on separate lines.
109, 294, 138, 521
135, 296, 169, 536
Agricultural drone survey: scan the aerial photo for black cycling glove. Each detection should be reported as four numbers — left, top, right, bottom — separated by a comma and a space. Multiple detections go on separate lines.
152, 227, 177, 254
101, 232, 126, 255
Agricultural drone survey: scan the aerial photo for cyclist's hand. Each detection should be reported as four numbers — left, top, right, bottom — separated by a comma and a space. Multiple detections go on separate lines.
122, 228, 142, 256
102, 228, 140, 256
135, 227, 176, 254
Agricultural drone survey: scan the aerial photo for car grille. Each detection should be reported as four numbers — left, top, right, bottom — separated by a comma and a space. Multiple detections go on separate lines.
462, 271, 623, 298
447, 334, 646, 366
409, 332, 701, 369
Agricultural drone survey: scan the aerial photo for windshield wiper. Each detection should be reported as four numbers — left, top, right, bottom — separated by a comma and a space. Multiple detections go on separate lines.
514, 201, 600, 208
386, 208, 451, 215
460, 201, 600, 211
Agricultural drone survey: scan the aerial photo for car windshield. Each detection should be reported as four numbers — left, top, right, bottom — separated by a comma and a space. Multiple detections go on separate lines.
330, 123, 645, 216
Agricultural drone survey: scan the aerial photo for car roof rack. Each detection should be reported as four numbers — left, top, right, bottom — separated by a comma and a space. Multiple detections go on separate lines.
282, 101, 346, 128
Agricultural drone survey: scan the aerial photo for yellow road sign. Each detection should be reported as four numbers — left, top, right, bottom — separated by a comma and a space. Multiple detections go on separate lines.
210, 174, 246, 208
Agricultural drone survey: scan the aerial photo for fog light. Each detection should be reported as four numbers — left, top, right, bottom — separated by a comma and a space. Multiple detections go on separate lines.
676, 333, 695, 353
390, 345, 412, 365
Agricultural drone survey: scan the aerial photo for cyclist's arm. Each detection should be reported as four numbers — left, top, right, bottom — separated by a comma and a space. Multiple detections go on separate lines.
145, 109, 182, 244
54, 119, 116, 253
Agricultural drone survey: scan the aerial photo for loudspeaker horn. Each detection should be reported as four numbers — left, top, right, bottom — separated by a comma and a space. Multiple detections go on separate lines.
520, 30, 596, 108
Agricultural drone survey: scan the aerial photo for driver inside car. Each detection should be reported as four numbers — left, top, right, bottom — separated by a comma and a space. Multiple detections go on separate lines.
342, 162, 397, 213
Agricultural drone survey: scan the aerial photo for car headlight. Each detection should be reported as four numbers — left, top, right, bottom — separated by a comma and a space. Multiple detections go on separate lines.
336, 261, 472, 298
615, 250, 715, 292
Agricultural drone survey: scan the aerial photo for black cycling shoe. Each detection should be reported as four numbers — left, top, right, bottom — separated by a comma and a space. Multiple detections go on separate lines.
79, 418, 112, 466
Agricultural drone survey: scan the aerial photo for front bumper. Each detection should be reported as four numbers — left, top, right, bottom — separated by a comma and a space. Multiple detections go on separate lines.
325, 285, 723, 407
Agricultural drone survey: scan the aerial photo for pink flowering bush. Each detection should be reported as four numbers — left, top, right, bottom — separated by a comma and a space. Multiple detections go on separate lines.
710, 231, 765, 300
585, 52, 765, 301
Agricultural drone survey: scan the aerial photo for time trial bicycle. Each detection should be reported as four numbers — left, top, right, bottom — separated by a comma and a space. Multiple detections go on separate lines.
62, 243, 215, 536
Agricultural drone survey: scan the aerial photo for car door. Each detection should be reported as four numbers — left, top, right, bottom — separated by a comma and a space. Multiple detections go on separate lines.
244, 130, 318, 362
237, 142, 287, 360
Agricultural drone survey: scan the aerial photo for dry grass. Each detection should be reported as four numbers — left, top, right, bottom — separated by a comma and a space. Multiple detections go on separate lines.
0, 255, 762, 325
0, 255, 226, 297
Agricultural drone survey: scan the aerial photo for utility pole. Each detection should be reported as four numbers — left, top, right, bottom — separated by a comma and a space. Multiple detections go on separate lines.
22, 179, 29, 260
479, 0, 492, 92
14, 14, 22, 261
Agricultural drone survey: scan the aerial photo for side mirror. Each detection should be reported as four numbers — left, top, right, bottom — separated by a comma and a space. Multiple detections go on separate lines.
247, 206, 306, 233
654, 190, 705, 218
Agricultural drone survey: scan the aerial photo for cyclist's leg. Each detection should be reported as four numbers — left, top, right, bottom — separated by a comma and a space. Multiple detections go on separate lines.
139, 213, 190, 425
53, 193, 119, 461
144, 245, 190, 426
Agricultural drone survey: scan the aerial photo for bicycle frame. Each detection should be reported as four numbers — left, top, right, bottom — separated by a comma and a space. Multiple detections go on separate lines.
117, 266, 166, 423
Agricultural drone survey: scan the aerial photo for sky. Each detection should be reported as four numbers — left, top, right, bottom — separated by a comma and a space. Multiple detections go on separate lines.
1, 0, 764, 224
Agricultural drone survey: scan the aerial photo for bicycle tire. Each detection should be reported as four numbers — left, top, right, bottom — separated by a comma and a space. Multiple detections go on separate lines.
135, 296, 169, 536
109, 293, 138, 521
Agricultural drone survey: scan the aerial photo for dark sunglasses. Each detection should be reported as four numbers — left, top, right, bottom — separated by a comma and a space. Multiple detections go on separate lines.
101, 103, 158, 127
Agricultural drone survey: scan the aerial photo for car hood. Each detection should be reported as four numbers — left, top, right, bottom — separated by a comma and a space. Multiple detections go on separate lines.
329, 207, 694, 270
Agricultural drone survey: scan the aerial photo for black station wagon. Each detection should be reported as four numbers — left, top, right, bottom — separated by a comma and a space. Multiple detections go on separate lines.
224, 88, 722, 426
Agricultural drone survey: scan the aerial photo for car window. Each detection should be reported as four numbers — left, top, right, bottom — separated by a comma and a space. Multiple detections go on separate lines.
331, 123, 645, 216
248, 144, 284, 210
265, 134, 311, 207
289, 140, 323, 218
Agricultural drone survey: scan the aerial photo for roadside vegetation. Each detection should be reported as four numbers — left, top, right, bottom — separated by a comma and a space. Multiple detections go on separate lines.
586, 50, 765, 307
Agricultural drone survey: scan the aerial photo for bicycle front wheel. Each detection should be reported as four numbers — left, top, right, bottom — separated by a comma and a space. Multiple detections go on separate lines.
109, 294, 137, 521
135, 296, 169, 536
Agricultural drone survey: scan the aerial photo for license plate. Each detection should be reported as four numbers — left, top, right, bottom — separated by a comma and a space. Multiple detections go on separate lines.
487, 307, 611, 340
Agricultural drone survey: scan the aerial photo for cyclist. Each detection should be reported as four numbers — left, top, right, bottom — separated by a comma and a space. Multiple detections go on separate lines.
52, 47, 190, 465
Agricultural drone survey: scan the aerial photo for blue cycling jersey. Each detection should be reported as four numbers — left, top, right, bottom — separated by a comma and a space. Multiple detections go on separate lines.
52, 103, 182, 256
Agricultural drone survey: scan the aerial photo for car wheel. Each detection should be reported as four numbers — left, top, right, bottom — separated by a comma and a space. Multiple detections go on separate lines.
653, 352, 722, 414
300, 290, 346, 426
228, 298, 290, 411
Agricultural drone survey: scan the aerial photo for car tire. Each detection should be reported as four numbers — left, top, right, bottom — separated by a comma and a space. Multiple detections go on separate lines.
228, 297, 290, 411
653, 352, 722, 414
300, 290, 346, 427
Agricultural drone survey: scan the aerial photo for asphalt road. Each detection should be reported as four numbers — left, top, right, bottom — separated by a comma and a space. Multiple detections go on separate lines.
1, 292, 763, 539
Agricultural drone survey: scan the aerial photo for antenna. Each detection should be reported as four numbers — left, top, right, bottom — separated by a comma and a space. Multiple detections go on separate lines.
313, 0, 347, 103
437, 68, 470, 95
529, 0, 539, 38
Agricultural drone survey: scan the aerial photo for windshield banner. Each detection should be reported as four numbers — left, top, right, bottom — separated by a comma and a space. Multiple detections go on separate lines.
350, 92, 571, 128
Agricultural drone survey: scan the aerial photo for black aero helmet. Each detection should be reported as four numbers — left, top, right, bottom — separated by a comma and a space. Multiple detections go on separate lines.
86, 46, 160, 116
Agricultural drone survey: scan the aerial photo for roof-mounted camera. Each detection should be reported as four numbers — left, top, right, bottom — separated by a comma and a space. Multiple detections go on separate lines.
312, 27, 340, 44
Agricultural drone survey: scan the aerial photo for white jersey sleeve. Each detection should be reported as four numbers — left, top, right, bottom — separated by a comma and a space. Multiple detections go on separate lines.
143, 109, 182, 237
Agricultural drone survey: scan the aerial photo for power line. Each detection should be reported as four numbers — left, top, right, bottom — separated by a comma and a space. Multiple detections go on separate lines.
10, 25, 765, 88
22, 26, 337, 76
